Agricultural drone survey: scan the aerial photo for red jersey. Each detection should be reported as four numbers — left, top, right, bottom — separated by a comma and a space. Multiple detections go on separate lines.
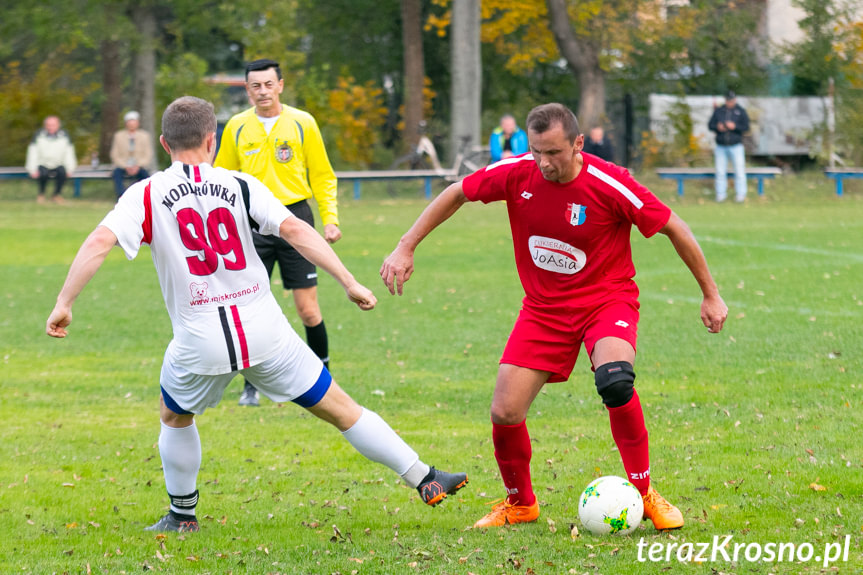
461, 153, 671, 308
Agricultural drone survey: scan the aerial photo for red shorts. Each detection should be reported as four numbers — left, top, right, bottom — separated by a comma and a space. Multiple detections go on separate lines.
500, 296, 639, 383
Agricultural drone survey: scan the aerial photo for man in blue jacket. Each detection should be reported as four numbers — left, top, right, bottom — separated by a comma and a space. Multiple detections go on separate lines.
708, 91, 750, 203
489, 114, 528, 163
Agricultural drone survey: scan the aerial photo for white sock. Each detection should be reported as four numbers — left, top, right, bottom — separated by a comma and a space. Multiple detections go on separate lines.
341, 408, 430, 488
158, 421, 201, 516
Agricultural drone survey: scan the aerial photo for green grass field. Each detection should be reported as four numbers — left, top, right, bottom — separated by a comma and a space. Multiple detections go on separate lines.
1, 173, 862, 574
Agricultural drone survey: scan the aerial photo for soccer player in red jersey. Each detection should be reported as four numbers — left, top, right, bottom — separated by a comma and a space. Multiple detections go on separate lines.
381, 103, 728, 529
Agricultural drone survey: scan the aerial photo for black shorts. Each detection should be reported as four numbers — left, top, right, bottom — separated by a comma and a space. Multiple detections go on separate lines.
253, 199, 318, 289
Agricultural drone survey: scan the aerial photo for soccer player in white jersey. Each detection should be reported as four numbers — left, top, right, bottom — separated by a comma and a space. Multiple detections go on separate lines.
46, 96, 467, 533
381, 103, 727, 530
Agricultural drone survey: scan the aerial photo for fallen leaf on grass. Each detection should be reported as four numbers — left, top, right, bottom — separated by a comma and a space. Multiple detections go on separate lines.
331, 524, 351, 543
547, 518, 557, 533
809, 482, 827, 492
570, 523, 579, 539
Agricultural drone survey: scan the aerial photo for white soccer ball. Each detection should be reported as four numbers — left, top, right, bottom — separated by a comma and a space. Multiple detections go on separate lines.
578, 475, 644, 536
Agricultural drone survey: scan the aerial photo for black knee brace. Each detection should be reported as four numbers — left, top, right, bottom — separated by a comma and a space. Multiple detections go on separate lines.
594, 361, 635, 408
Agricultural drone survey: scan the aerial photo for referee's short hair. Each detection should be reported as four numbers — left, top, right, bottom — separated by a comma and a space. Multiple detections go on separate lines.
161, 96, 217, 152
526, 103, 581, 143
245, 59, 282, 81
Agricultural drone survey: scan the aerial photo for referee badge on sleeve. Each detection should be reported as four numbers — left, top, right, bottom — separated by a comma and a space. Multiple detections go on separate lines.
275, 142, 294, 163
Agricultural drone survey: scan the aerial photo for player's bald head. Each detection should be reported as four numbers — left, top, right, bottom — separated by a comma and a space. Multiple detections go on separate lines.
161, 96, 217, 152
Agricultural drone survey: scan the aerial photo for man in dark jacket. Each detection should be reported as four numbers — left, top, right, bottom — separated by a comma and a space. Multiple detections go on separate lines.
708, 91, 750, 203
583, 127, 615, 163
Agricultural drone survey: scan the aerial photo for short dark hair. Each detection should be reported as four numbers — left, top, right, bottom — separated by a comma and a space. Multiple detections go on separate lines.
245, 59, 282, 81
161, 96, 217, 152
526, 103, 580, 143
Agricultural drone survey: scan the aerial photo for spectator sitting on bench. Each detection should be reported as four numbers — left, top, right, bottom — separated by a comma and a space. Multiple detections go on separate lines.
489, 114, 528, 163
110, 111, 153, 198
25, 115, 77, 204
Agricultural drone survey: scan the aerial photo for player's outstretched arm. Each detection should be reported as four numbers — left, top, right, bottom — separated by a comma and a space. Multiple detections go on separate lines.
46, 226, 118, 338
659, 212, 728, 334
380, 181, 469, 296
278, 217, 376, 311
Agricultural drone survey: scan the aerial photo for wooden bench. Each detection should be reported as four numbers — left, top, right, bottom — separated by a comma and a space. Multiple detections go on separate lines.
335, 169, 456, 199
656, 167, 782, 196
824, 168, 863, 196
0, 166, 113, 197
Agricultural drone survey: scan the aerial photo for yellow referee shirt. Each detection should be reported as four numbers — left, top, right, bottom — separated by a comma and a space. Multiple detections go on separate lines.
215, 105, 339, 226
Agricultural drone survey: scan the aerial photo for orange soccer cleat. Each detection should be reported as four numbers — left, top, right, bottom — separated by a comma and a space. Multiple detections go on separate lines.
641, 486, 684, 530
472, 499, 540, 528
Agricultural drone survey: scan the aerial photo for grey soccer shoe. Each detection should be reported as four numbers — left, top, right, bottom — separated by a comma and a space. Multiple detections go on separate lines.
418, 467, 469, 506
238, 381, 259, 407
144, 510, 200, 532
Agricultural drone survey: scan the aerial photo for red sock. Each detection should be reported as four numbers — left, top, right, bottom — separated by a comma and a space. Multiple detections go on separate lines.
607, 389, 651, 495
492, 420, 536, 506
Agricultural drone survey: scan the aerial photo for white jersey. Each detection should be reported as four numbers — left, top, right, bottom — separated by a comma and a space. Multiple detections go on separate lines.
101, 161, 295, 375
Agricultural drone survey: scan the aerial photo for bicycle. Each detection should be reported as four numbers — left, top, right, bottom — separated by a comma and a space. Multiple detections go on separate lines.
389, 121, 444, 172
447, 135, 490, 181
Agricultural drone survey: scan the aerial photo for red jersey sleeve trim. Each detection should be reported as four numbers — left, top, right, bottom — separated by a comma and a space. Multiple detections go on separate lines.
141, 182, 153, 245
461, 170, 482, 201
640, 205, 672, 238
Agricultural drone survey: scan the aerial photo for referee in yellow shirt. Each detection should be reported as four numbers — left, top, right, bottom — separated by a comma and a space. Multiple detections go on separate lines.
215, 59, 340, 406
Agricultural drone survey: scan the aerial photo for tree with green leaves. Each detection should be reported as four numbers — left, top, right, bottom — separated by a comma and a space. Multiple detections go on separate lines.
784, 0, 850, 96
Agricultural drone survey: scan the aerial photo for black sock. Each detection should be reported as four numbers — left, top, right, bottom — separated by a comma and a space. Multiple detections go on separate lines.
305, 320, 329, 369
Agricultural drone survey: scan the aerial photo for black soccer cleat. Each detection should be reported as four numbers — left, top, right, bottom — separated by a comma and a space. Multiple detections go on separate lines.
144, 510, 200, 533
418, 467, 469, 506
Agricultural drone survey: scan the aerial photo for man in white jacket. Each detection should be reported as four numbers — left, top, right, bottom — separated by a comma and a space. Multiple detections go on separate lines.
26, 116, 77, 204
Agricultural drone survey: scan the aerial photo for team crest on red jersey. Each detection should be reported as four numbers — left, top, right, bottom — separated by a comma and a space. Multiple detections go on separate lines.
275, 141, 294, 163
566, 203, 587, 226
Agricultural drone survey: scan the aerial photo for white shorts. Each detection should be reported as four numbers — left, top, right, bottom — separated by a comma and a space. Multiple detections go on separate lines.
159, 329, 328, 414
